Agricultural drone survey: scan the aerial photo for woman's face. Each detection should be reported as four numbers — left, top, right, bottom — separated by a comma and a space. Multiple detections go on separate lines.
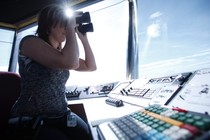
49, 23, 66, 47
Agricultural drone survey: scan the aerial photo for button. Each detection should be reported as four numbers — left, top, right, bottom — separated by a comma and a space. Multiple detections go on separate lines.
177, 128, 192, 139
185, 118, 194, 125
146, 112, 183, 126
194, 121, 206, 130
180, 124, 200, 135
193, 115, 202, 121
156, 126, 167, 132
177, 116, 187, 122
163, 123, 172, 129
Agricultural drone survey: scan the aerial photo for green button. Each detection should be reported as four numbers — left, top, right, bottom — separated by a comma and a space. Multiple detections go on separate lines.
139, 118, 145, 122
185, 118, 194, 125
194, 121, 205, 130
185, 113, 193, 118
170, 114, 179, 119
152, 108, 158, 113
148, 116, 154, 121
202, 118, 210, 125
144, 115, 150, 119
201, 118, 210, 130
151, 123, 159, 129
193, 115, 202, 120
153, 118, 159, 123
177, 112, 185, 116
144, 106, 151, 111
158, 120, 165, 125
163, 123, 172, 128
156, 126, 166, 132
177, 116, 187, 122
146, 108, 152, 112
142, 119, 149, 124
161, 108, 168, 112
155, 110, 162, 114
141, 113, 146, 117
146, 121, 154, 126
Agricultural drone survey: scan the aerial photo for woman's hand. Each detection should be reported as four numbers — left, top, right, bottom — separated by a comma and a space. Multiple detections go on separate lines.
75, 27, 87, 41
74, 26, 97, 71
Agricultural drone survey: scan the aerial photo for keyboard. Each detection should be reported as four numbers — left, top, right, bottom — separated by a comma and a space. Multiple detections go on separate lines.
97, 105, 210, 140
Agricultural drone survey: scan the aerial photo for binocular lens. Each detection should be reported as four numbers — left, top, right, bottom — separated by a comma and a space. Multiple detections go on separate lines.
78, 23, 94, 33
75, 12, 93, 33
76, 12, 91, 24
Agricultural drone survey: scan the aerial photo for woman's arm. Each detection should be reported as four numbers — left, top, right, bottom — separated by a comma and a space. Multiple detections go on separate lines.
20, 19, 80, 70
75, 28, 97, 71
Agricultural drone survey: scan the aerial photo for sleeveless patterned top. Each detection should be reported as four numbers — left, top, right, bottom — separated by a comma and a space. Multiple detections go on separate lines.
10, 35, 70, 118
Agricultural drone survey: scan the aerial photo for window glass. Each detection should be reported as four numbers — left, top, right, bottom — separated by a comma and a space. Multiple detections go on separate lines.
15, 0, 129, 86
137, 0, 210, 78
66, 0, 129, 86
0, 29, 15, 71
15, 26, 37, 73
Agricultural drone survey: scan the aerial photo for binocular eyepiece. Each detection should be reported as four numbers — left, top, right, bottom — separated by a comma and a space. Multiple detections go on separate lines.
75, 12, 94, 33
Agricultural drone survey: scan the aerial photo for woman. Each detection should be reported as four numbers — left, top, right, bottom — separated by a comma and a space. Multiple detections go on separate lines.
9, 4, 96, 140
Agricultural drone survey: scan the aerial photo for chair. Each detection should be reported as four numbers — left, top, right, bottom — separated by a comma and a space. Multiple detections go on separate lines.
0, 71, 21, 137
0, 71, 69, 140
0, 72, 92, 140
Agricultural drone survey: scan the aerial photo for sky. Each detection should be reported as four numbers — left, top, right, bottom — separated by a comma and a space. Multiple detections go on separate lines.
137, 0, 210, 77
1, 0, 210, 81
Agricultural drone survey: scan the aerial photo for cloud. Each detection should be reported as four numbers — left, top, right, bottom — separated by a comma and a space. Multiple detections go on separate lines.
140, 48, 210, 71
150, 11, 163, 19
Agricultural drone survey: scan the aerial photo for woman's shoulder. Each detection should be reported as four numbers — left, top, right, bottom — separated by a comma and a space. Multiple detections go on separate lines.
21, 35, 39, 42
19, 35, 41, 49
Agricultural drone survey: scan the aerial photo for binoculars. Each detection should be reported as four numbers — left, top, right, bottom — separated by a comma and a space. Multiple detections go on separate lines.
75, 12, 94, 33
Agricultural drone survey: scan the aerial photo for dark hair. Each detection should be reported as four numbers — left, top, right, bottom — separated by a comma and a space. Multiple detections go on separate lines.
36, 4, 68, 44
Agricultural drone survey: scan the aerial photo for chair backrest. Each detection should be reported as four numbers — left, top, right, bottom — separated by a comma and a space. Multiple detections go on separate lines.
0, 71, 21, 135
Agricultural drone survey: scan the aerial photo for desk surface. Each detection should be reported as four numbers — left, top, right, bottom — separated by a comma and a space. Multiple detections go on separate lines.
68, 97, 142, 140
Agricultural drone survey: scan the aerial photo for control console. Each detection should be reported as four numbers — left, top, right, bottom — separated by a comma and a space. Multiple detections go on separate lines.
108, 72, 192, 107
65, 82, 118, 100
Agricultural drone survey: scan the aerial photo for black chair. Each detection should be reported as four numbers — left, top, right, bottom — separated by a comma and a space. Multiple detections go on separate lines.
0, 71, 21, 139
0, 71, 92, 140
